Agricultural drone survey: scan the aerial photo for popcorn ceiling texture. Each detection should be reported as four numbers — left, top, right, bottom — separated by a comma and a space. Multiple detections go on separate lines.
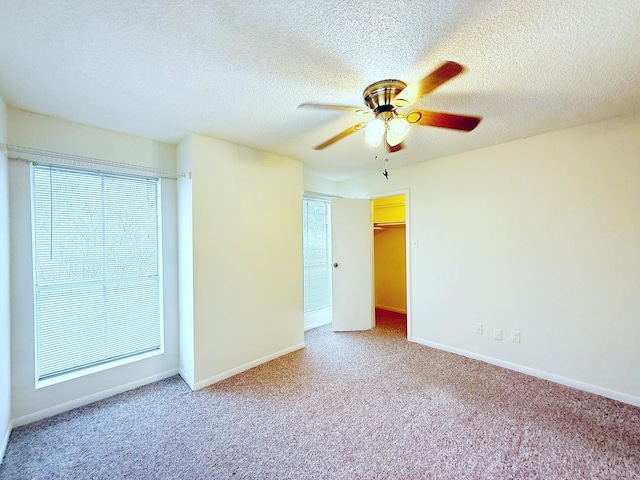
0, 1, 638, 180
1, 311, 639, 479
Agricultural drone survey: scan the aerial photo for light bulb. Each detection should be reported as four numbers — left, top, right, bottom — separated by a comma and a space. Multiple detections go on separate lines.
364, 118, 385, 148
386, 117, 410, 147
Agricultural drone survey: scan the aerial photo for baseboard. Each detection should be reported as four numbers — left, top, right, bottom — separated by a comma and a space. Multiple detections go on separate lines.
192, 343, 305, 391
11, 368, 180, 428
411, 337, 640, 408
375, 304, 407, 314
0, 420, 10, 466
304, 307, 332, 332
304, 319, 331, 331
178, 369, 195, 390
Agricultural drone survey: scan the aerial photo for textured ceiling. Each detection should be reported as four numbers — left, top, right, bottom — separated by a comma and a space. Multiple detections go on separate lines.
0, 1, 638, 181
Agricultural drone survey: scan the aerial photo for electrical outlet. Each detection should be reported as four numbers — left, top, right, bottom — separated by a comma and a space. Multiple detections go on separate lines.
474, 323, 483, 334
511, 330, 521, 343
412, 240, 419, 248
493, 328, 502, 341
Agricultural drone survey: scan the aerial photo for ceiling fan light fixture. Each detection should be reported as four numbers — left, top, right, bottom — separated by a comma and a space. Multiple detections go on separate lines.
386, 117, 410, 146
300, 62, 481, 150
364, 117, 385, 147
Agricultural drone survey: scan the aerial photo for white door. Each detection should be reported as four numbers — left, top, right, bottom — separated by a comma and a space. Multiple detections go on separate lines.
331, 198, 373, 331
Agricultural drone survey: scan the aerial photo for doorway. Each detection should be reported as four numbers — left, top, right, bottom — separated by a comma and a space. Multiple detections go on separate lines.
372, 194, 408, 336
329, 194, 410, 336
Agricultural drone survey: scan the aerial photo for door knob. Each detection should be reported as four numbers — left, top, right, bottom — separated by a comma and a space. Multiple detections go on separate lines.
333, 263, 339, 268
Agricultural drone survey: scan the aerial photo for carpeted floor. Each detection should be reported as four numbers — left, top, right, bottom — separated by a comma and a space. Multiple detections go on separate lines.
1, 310, 639, 479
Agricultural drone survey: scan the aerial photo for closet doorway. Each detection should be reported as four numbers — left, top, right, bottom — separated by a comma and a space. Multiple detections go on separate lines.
372, 194, 408, 335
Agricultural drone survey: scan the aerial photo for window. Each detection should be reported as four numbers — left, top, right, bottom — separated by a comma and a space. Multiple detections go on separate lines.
303, 198, 331, 312
32, 165, 163, 384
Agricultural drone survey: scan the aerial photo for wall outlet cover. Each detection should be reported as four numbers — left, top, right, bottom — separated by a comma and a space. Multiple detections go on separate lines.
493, 328, 502, 341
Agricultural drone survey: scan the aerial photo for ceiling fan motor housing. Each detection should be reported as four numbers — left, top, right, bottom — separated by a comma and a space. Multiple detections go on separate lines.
363, 79, 407, 111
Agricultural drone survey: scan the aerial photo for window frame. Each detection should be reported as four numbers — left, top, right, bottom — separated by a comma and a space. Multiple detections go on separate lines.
30, 164, 165, 388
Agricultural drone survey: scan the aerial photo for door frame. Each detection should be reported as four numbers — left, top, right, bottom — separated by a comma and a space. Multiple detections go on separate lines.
368, 189, 411, 340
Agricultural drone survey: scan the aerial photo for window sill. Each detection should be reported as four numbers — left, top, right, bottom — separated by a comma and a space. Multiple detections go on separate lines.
35, 348, 164, 389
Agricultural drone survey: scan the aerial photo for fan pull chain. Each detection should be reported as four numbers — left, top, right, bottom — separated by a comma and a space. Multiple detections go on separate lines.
374, 152, 390, 179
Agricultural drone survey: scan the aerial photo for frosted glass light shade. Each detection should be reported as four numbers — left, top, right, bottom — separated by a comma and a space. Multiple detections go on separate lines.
386, 117, 410, 146
364, 118, 385, 147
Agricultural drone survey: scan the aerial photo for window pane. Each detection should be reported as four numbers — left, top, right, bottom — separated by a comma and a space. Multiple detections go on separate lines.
104, 176, 158, 279
34, 169, 104, 285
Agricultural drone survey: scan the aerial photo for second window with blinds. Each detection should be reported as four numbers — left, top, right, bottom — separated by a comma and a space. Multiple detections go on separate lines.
303, 198, 331, 313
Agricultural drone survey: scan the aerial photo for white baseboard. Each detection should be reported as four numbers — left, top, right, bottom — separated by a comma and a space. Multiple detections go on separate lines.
411, 337, 640, 408
11, 368, 180, 428
375, 304, 407, 314
0, 421, 10, 466
304, 319, 331, 331
178, 369, 195, 390
304, 307, 332, 331
192, 343, 305, 391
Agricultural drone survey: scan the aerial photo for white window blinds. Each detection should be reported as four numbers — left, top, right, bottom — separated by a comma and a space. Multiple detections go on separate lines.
303, 198, 331, 312
32, 166, 163, 381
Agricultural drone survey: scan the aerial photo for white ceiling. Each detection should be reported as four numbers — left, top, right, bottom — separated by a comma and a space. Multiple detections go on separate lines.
0, 1, 638, 181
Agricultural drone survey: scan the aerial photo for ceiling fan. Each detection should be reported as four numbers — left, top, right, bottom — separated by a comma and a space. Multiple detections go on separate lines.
299, 61, 482, 152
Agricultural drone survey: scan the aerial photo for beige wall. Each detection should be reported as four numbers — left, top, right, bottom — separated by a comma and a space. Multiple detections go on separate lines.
304, 174, 339, 197
180, 134, 304, 388
340, 114, 640, 405
8, 109, 175, 172
7, 109, 180, 422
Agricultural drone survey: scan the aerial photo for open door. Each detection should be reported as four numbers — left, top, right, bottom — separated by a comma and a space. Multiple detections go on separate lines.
331, 198, 373, 331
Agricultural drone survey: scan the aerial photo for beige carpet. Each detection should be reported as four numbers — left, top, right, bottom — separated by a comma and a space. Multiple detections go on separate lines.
1, 309, 639, 479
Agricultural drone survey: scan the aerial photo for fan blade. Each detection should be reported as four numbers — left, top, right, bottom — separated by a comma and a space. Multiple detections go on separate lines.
313, 122, 368, 150
406, 110, 481, 132
386, 142, 405, 153
299, 103, 371, 114
392, 61, 465, 107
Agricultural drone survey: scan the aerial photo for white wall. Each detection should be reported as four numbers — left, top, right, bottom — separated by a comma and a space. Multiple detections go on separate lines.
176, 137, 195, 386
7, 109, 180, 423
340, 114, 640, 405
180, 134, 305, 388
0, 95, 11, 462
